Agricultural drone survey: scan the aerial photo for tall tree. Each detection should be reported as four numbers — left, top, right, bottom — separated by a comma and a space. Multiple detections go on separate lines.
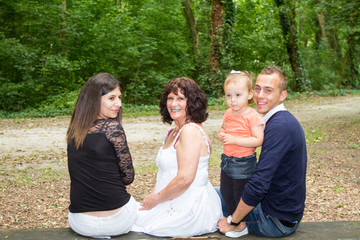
222, 0, 235, 70
342, 1, 360, 85
274, 0, 310, 91
325, 0, 359, 86
61, 0, 67, 49
210, 0, 224, 74
182, 0, 200, 75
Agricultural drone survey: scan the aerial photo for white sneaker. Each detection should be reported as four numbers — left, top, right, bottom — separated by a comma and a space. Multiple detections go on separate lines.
225, 226, 249, 238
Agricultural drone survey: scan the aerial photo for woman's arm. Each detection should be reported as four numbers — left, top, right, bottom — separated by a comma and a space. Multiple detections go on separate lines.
107, 121, 135, 185
140, 124, 202, 210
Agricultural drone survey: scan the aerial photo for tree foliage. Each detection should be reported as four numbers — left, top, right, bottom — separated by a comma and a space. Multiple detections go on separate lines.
0, 0, 358, 112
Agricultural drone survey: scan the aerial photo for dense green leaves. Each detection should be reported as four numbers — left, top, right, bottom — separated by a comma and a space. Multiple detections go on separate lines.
0, 0, 359, 112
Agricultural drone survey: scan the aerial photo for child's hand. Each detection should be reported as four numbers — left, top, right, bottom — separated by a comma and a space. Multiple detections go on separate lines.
218, 127, 226, 142
222, 134, 236, 145
218, 132, 225, 142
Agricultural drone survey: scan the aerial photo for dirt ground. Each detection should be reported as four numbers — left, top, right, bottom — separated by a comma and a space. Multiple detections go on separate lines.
0, 95, 359, 229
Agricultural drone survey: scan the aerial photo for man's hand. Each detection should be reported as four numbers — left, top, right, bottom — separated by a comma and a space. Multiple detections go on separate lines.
217, 218, 235, 234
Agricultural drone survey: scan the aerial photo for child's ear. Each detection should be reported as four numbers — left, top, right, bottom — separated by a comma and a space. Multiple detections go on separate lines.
248, 91, 253, 100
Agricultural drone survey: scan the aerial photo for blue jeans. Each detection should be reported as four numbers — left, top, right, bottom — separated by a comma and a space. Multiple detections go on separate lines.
215, 188, 299, 238
214, 187, 229, 217
247, 203, 300, 237
220, 153, 256, 179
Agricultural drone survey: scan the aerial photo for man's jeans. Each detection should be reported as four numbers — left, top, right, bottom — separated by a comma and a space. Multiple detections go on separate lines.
247, 203, 300, 237
215, 188, 299, 238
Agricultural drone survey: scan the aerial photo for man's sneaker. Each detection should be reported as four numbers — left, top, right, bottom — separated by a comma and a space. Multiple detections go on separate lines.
225, 226, 249, 238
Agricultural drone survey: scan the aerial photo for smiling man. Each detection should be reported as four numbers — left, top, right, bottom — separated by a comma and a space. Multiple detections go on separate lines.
218, 65, 308, 238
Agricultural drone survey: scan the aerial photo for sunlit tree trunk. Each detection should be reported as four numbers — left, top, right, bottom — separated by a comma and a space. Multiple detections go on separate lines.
315, 0, 328, 45
316, 10, 327, 44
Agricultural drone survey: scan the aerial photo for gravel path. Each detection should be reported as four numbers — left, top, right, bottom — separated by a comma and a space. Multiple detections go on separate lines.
1, 95, 359, 158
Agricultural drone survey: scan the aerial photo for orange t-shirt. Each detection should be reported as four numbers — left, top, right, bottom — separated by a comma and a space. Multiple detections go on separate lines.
222, 107, 264, 158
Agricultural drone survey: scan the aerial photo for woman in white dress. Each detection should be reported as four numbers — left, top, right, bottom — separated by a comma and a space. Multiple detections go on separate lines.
132, 77, 223, 237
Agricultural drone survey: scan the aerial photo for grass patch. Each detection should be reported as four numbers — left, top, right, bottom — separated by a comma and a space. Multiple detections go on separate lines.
134, 161, 158, 174
0, 165, 67, 187
305, 127, 326, 143
123, 104, 159, 118
39, 167, 67, 182
2, 90, 359, 119
209, 146, 222, 168
287, 89, 360, 100
348, 143, 360, 149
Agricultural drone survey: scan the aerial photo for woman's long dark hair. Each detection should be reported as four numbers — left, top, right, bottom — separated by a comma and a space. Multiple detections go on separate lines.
67, 73, 122, 149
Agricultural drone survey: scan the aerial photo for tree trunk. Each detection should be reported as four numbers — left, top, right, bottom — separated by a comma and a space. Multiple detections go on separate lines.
315, 0, 327, 44
274, 0, 310, 92
182, 0, 199, 56
182, 0, 200, 76
210, 0, 224, 74
222, 0, 235, 69
61, 0, 66, 45
346, 27, 358, 86
316, 9, 329, 50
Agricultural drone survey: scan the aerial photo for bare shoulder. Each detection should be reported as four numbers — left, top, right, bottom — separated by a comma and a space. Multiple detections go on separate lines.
179, 123, 207, 141
182, 123, 203, 134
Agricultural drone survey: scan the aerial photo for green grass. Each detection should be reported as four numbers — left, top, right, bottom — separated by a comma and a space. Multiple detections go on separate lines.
134, 160, 158, 174
0, 104, 160, 119
209, 146, 222, 168
1, 89, 359, 119
348, 143, 360, 149
122, 104, 159, 118
305, 127, 326, 143
0, 165, 67, 187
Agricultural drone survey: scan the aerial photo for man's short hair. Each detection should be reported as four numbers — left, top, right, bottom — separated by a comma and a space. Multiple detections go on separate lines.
260, 66, 287, 92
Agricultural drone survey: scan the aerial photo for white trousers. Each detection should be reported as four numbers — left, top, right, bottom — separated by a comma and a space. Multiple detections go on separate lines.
68, 196, 138, 239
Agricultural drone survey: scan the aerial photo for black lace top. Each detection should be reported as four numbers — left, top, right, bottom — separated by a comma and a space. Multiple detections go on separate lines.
68, 119, 134, 213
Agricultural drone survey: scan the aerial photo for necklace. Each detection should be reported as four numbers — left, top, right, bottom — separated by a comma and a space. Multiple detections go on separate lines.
173, 122, 186, 137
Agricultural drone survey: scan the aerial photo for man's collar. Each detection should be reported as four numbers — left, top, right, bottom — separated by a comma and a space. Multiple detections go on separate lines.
263, 103, 287, 124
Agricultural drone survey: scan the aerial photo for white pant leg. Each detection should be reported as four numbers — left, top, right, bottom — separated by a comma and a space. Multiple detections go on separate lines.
68, 196, 138, 239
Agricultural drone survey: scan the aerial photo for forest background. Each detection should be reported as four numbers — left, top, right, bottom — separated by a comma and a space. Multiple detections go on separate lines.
0, 0, 359, 117
0, 0, 360, 230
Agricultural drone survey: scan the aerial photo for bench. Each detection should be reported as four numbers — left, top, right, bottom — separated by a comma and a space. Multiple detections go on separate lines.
1, 221, 359, 239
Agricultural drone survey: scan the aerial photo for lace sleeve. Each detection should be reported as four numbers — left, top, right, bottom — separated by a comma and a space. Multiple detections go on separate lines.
105, 120, 135, 185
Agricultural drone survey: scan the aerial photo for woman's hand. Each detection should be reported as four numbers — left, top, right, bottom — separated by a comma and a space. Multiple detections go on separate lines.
139, 193, 159, 210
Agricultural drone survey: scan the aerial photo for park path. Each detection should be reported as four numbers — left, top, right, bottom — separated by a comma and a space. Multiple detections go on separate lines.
1, 95, 359, 159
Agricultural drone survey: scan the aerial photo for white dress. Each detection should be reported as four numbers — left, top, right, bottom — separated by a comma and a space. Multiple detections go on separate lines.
132, 123, 223, 237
